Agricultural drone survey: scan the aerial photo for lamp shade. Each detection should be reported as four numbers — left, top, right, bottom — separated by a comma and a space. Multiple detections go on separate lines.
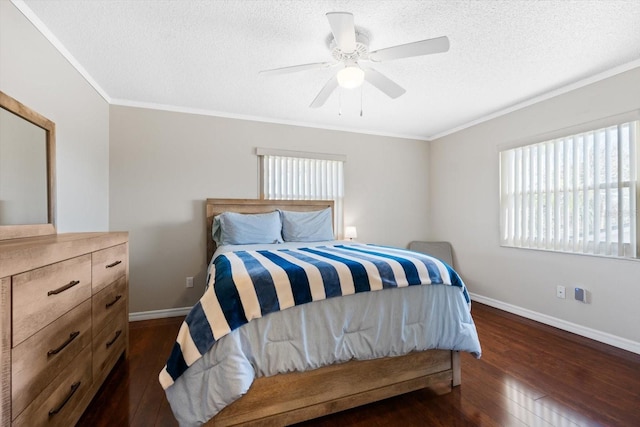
344, 226, 358, 240
337, 66, 365, 89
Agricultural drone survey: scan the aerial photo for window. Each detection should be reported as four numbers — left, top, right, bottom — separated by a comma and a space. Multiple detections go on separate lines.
499, 117, 639, 259
257, 148, 345, 237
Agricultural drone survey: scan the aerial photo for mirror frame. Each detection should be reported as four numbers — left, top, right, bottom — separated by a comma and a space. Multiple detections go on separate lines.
0, 91, 56, 240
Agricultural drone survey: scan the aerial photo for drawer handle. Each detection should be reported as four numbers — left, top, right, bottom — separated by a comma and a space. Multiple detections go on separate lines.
106, 329, 122, 348
47, 280, 80, 296
47, 331, 80, 357
106, 260, 122, 268
48, 381, 81, 416
105, 294, 123, 309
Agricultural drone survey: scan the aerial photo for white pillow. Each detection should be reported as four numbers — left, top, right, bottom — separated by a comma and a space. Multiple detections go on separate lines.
212, 211, 283, 245
279, 208, 334, 242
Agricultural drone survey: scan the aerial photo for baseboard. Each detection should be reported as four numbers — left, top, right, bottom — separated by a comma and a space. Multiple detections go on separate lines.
129, 307, 191, 322
470, 293, 640, 355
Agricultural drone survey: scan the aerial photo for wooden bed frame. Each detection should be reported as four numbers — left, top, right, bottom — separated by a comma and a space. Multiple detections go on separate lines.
204, 198, 461, 427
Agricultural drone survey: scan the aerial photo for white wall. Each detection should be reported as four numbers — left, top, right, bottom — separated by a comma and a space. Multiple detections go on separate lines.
429, 67, 640, 349
0, 1, 109, 232
109, 106, 430, 313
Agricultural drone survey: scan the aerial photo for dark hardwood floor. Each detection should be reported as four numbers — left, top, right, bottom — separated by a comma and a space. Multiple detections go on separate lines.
78, 303, 640, 426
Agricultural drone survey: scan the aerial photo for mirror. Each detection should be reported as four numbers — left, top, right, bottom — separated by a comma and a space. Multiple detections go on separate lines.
0, 91, 56, 240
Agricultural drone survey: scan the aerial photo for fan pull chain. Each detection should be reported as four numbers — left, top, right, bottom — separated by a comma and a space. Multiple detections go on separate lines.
338, 89, 342, 116
360, 85, 363, 117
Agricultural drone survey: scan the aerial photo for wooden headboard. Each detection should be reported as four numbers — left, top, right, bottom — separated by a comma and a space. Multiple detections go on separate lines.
206, 198, 334, 262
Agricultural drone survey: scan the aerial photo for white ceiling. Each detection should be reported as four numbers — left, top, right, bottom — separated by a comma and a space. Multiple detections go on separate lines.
15, 0, 640, 140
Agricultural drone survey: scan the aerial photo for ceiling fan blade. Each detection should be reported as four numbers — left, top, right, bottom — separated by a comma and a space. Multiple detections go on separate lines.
260, 61, 334, 76
363, 68, 406, 99
309, 75, 338, 108
369, 36, 450, 62
326, 12, 356, 53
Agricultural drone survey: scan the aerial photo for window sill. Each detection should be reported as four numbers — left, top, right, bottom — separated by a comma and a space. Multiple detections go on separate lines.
499, 244, 640, 263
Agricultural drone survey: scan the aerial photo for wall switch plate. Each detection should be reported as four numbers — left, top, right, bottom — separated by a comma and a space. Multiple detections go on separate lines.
186, 276, 194, 288
556, 285, 566, 299
575, 287, 587, 303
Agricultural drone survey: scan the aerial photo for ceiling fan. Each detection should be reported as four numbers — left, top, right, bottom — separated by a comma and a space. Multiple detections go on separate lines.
260, 12, 450, 108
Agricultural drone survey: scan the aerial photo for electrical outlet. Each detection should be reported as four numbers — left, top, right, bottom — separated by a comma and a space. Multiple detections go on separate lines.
556, 285, 566, 299
186, 276, 194, 288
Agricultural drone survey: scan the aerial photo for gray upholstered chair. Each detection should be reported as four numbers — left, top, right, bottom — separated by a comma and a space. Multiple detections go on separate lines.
408, 241, 454, 267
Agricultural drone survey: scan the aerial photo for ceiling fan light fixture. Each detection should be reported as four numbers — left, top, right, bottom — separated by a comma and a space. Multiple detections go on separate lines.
337, 65, 364, 89
262, 11, 449, 108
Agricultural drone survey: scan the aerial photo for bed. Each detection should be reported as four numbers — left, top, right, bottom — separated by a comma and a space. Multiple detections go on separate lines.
161, 198, 481, 426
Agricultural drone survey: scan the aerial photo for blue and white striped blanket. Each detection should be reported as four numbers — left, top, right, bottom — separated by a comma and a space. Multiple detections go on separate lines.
159, 243, 469, 389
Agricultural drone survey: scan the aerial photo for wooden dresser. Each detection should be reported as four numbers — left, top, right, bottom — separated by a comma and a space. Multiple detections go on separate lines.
0, 232, 129, 427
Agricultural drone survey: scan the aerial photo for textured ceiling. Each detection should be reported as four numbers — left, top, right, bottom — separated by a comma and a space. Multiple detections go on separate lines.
15, 0, 640, 140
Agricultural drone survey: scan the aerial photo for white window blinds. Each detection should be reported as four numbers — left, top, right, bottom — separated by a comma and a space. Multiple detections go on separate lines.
499, 119, 639, 258
257, 149, 345, 237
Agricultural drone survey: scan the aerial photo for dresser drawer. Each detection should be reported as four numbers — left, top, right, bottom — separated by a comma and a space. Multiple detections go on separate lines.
12, 345, 92, 427
12, 299, 92, 418
93, 305, 127, 381
92, 244, 127, 294
92, 276, 127, 337
12, 254, 92, 346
